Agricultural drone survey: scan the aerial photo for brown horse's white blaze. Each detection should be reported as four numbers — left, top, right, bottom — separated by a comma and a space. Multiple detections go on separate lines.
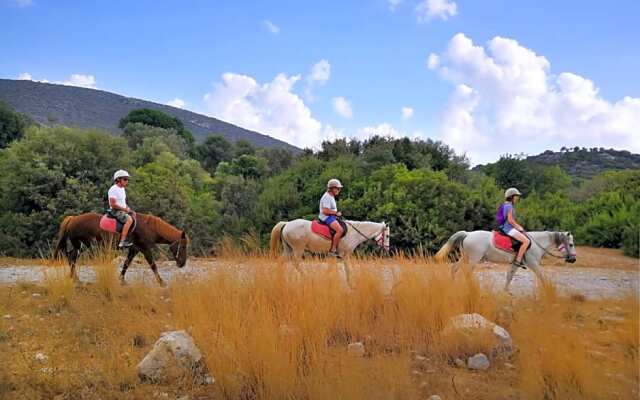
53, 212, 189, 286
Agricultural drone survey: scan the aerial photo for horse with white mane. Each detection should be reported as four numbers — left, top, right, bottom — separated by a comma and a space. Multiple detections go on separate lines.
270, 219, 390, 258
435, 230, 577, 291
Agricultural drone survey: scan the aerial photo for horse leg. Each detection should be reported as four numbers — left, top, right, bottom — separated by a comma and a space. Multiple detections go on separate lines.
142, 249, 165, 287
527, 262, 546, 287
69, 239, 82, 281
120, 247, 139, 284
504, 264, 519, 292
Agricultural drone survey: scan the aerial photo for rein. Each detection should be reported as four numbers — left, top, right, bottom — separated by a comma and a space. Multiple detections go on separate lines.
525, 233, 566, 259
342, 219, 383, 242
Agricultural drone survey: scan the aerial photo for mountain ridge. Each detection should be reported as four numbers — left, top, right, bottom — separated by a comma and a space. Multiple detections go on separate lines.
0, 79, 300, 151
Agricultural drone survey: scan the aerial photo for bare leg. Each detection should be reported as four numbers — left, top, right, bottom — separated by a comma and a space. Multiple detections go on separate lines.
120, 218, 133, 242
328, 221, 343, 253
510, 231, 530, 263
142, 249, 165, 286
120, 247, 139, 283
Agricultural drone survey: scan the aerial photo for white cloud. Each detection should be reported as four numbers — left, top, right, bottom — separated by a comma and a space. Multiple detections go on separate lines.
263, 20, 280, 35
427, 53, 440, 69
203, 72, 323, 148
388, 0, 403, 11
16, 72, 96, 88
166, 98, 186, 109
332, 96, 353, 118
430, 32, 640, 163
357, 123, 402, 139
62, 74, 96, 88
14, 0, 33, 7
416, 0, 457, 22
308, 59, 331, 85
401, 106, 414, 120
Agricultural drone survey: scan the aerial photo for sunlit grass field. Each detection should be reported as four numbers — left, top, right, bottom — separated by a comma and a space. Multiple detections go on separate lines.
0, 251, 637, 399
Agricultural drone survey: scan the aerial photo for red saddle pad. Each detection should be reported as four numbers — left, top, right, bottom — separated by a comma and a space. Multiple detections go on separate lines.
311, 220, 332, 240
493, 231, 513, 252
99, 215, 118, 233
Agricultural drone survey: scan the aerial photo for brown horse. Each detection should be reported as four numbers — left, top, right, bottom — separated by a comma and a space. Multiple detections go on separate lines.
53, 212, 189, 285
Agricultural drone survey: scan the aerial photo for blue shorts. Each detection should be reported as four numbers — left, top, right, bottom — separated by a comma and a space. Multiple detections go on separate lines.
322, 216, 338, 225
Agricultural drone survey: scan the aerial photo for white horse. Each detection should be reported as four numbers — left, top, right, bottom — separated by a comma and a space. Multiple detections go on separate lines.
435, 230, 577, 291
270, 219, 390, 258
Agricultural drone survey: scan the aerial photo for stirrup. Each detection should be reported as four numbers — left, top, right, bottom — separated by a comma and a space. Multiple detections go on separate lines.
328, 250, 342, 259
512, 260, 526, 270
118, 240, 133, 249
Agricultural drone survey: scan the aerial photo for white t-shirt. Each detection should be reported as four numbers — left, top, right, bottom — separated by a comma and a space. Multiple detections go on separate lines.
108, 184, 127, 209
318, 192, 337, 220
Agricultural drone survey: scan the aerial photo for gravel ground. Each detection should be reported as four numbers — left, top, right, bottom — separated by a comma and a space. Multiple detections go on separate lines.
0, 257, 637, 299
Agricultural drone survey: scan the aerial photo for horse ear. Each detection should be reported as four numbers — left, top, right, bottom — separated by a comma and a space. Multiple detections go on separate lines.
181, 231, 186, 239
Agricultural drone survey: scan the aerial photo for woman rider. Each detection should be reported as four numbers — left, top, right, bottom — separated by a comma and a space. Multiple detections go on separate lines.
319, 178, 344, 258
499, 188, 530, 268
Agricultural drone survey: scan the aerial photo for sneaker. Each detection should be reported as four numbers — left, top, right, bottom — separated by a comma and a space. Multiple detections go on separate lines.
328, 250, 342, 259
118, 240, 133, 249
512, 260, 527, 270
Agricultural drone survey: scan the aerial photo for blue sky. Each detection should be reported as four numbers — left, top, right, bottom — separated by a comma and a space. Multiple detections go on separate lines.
1, 0, 639, 163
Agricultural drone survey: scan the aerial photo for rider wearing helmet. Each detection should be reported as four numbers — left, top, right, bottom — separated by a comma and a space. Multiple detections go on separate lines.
500, 188, 530, 268
319, 178, 344, 258
109, 170, 134, 248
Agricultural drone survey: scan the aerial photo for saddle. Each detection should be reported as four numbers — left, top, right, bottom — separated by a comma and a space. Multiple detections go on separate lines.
311, 219, 347, 240
492, 230, 530, 254
99, 211, 137, 234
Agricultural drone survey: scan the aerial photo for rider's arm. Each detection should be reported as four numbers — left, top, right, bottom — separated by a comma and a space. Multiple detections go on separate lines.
109, 197, 129, 212
507, 209, 523, 231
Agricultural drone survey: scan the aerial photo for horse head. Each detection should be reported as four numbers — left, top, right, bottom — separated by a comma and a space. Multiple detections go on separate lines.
558, 231, 577, 263
170, 231, 189, 268
374, 222, 390, 252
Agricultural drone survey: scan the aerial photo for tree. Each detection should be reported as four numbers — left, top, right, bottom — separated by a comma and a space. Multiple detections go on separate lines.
119, 108, 194, 146
234, 139, 256, 157
194, 135, 233, 175
0, 127, 129, 256
0, 101, 34, 149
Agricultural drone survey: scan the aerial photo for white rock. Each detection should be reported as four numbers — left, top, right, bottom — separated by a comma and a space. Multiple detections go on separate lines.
2, 314, 11, 319
347, 342, 365, 357
428, 396, 443, 400
454, 358, 465, 368
137, 330, 209, 383
443, 313, 513, 356
32, 293, 41, 298
35, 352, 48, 362
467, 353, 490, 370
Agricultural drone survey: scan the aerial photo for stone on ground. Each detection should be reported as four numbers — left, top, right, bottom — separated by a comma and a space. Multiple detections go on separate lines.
442, 313, 513, 357
347, 342, 365, 357
137, 330, 210, 383
467, 353, 490, 370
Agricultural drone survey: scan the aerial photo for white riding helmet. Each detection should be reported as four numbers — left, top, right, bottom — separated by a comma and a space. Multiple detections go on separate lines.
327, 178, 343, 189
505, 187, 522, 199
113, 169, 130, 181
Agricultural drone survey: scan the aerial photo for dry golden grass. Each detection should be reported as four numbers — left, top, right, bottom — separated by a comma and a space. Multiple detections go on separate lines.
544, 246, 639, 270
0, 253, 637, 399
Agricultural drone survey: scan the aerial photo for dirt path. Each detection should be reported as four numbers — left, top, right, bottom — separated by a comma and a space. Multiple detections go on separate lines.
0, 257, 637, 299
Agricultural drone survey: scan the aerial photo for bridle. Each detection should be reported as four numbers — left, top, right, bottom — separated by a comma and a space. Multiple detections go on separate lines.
526, 232, 575, 261
342, 219, 389, 251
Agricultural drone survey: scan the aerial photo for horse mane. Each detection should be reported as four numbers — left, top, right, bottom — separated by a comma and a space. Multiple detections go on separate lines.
138, 213, 182, 240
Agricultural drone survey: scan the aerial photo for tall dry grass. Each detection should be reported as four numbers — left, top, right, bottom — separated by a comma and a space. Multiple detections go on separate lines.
0, 252, 637, 399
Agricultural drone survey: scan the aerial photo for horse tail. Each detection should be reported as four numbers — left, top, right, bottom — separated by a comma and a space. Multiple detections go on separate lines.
434, 231, 467, 262
269, 221, 287, 256
53, 215, 74, 259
